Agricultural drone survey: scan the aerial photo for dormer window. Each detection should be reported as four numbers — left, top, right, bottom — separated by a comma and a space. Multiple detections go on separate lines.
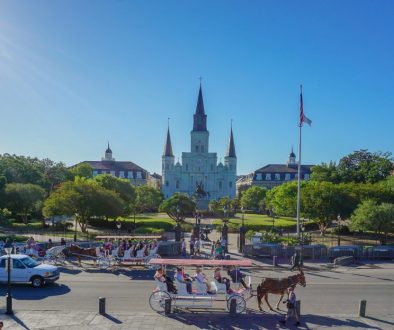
275, 173, 281, 181
285, 173, 291, 181
304, 173, 310, 180
256, 173, 262, 181
265, 173, 271, 180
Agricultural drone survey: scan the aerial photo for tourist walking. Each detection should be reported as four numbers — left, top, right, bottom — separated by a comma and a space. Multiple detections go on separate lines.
290, 251, 301, 271
279, 285, 300, 326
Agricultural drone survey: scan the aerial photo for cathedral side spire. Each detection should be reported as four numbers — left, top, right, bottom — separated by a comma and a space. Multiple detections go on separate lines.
163, 125, 174, 157
193, 84, 207, 131
225, 124, 236, 158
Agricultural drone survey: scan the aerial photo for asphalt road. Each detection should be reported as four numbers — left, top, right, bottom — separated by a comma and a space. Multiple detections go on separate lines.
1, 262, 393, 318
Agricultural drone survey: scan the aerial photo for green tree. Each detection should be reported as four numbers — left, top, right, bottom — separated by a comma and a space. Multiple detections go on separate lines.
135, 185, 163, 213
301, 181, 344, 235
337, 150, 393, 184
264, 181, 299, 217
159, 193, 196, 222
4, 183, 46, 223
209, 197, 237, 217
43, 178, 124, 232
240, 186, 268, 212
70, 162, 93, 179
310, 161, 341, 183
350, 200, 394, 244
94, 174, 136, 214
0, 176, 6, 209
0, 154, 73, 192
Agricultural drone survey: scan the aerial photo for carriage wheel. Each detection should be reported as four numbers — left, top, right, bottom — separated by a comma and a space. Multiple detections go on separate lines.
56, 252, 66, 264
226, 294, 246, 314
97, 257, 111, 269
146, 254, 161, 270
149, 290, 171, 312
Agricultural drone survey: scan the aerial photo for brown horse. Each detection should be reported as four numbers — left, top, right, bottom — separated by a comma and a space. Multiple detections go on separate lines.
256, 270, 306, 311
68, 244, 98, 265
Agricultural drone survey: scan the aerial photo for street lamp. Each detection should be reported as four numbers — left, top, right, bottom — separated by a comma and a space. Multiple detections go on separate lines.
74, 213, 79, 242
270, 208, 275, 232
193, 209, 200, 239
239, 206, 246, 253
300, 219, 306, 266
175, 206, 181, 241
4, 243, 13, 315
337, 214, 341, 246
222, 205, 229, 253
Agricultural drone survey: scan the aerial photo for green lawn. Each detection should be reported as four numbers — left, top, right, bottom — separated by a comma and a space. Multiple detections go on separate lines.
213, 213, 314, 232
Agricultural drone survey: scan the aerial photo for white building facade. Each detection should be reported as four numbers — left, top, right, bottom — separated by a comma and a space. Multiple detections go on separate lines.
161, 85, 237, 208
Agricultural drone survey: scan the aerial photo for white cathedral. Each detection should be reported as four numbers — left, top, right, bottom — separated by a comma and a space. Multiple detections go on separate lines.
161, 84, 237, 208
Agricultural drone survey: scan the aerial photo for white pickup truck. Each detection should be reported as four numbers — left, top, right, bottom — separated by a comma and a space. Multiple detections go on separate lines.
0, 254, 60, 288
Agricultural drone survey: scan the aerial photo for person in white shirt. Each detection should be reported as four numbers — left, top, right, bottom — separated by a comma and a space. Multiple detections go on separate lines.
194, 239, 201, 256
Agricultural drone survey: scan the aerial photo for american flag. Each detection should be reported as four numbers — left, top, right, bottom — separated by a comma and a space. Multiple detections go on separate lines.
299, 86, 312, 127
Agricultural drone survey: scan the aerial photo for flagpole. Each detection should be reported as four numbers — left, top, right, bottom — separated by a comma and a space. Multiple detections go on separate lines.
296, 85, 303, 237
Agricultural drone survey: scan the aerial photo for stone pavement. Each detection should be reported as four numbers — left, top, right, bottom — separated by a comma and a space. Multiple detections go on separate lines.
0, 310, 393, 330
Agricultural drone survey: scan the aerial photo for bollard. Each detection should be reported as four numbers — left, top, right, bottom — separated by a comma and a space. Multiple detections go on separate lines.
296, 300, 301, 319
229, 298, 237, 316
273, 256, 278, 267
98, 297, 106, 315
359, 300, 366, 317
164, 298, 172, 315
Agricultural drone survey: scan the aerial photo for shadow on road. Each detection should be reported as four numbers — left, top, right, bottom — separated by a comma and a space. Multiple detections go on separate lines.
160, 312, 385, 330
10, 314, 29, 330
365, 315, 394, 326
0, 283, 71, 300
102, 313, 122, 324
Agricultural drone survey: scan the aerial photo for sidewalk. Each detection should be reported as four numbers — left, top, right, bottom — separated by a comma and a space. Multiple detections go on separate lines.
0, 310, 392, 329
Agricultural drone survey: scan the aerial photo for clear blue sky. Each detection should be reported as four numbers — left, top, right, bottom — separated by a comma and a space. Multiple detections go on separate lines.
0, 1, 393, 175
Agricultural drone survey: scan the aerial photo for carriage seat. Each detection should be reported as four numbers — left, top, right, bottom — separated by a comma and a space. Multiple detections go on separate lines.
175, 280, 190, 295
154, 279, 168, 292
212, 279, 227, 293
136, 246, 148, 258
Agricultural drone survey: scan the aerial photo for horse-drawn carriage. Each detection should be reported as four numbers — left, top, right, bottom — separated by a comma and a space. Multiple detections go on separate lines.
68, 235, 162, 269
148, 259, 253, 314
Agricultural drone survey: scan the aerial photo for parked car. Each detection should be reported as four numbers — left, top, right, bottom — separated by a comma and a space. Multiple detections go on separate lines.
0, 254, 60, 288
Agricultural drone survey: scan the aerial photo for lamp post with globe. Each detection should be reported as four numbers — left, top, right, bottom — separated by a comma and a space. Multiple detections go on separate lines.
239, 206, 246, 253
4, 242, 13, 314
174, 205, 181, 242
222, 205, 229, 253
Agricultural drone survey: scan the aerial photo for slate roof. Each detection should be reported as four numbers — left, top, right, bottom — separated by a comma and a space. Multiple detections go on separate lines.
255, 164, 313, 174
75, 161, 148, 179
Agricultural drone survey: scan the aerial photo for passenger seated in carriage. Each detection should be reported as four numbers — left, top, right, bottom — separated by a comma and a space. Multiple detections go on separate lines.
154, 267, 177, 294
213, 267, 232, 293
175, 267, 193, 294
194, 267, 215, 294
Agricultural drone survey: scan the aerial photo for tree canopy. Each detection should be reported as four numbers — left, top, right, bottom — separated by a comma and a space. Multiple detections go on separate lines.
134, 185, 163, 213
0, 154, 73, 192
159, 193, 196, 222
43, 178, 124, 232
350, 200, 394, 244
4, 183, 46, 223
240, 186, 267, 212
70, 162, 93, 179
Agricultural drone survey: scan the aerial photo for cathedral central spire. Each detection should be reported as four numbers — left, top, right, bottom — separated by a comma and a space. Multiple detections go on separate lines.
163, 124, 174, 157
225, 124, 236, 158
193, 84, 207, 131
